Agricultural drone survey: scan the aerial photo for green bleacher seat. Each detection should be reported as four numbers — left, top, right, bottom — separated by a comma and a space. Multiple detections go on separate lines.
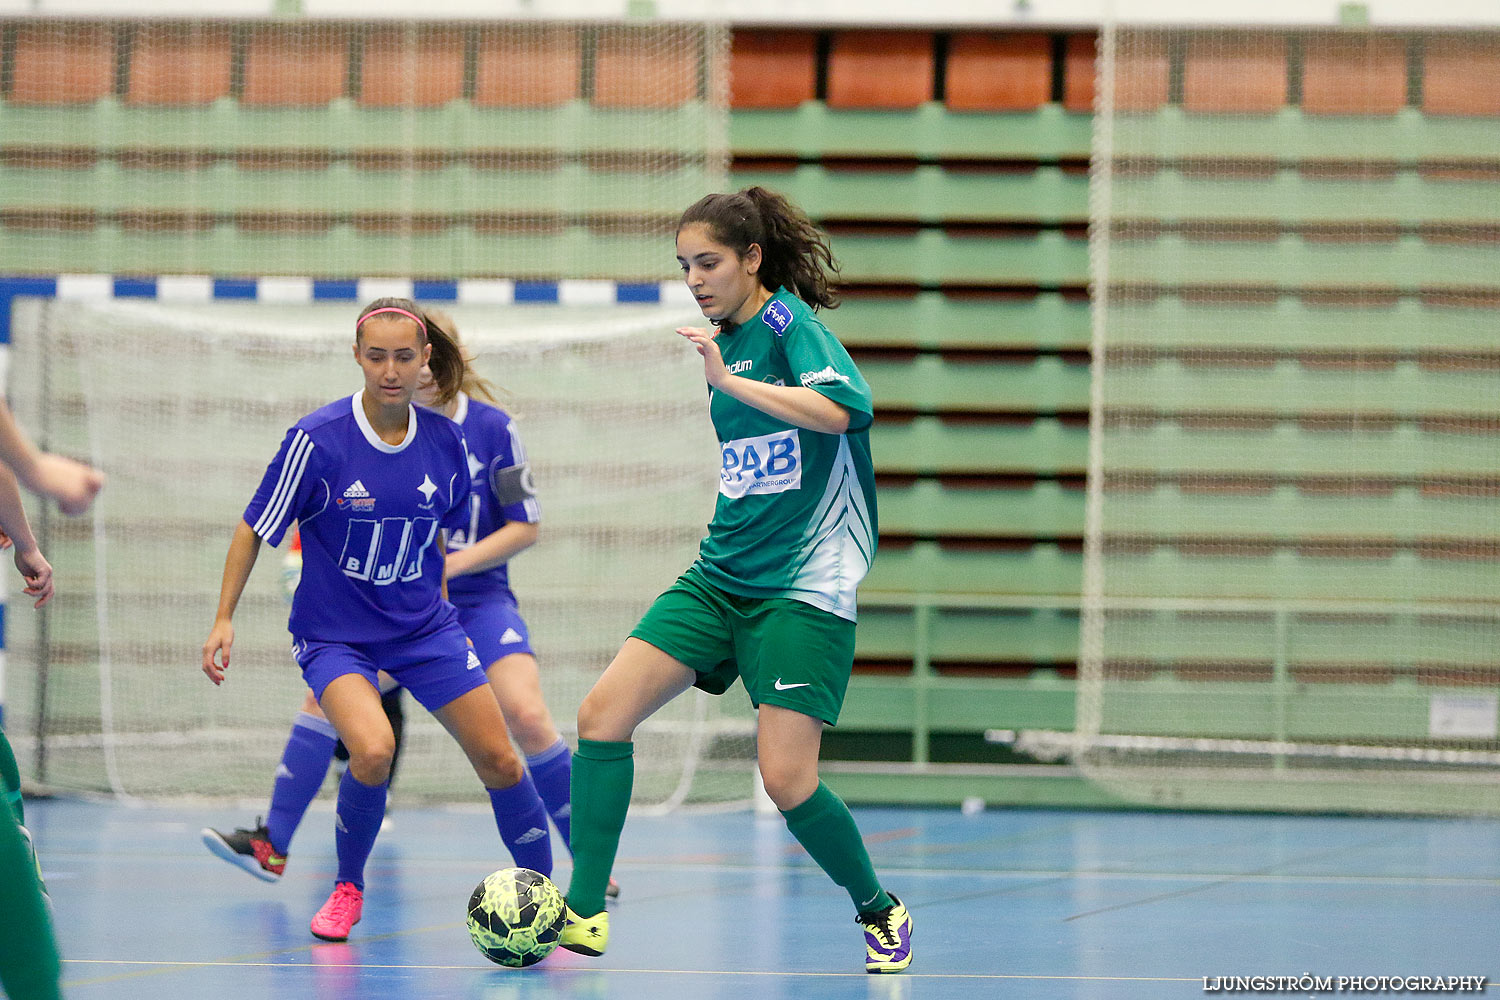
1111, 232, 1497, 290
856, 605, 1080, 663
1098, 546, 1495, 602
1109, 107, 1500, 164
0, 100, 720, 156
1103, 363, 1500, 419
878, 478, 1084, 536
1098, 608, 1500, 671
729, 102, 1092, 161
1108, 295, 1500, 352
731, 163, 1088, 225
1102, 484, 1500, 542
863, 540, 1082, 596
869, 417, 1086, 475
1111, 168, 1500, 226
836, 228, 1088, 287
1092, 678, 1435, 742
0, 220, 674, 280
832, 292, 1090, 351
0, 159, 705, 217
862, 355, 1090, 413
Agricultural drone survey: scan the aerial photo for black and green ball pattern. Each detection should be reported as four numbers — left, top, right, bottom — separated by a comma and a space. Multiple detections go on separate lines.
466, 867, 567, 968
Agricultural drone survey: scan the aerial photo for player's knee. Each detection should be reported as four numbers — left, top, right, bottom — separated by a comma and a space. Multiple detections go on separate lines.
576, 690, 630, 742
473, 743, 525, 788
505, 702, 554, 745
346, 741, 395, 786
758, 760, 817, 811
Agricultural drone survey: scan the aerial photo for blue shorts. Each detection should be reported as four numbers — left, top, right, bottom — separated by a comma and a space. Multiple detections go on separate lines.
294, 615, 488, 713
455, 595, 534, 667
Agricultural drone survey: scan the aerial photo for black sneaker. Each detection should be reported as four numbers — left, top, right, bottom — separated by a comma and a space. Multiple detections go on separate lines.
201, 817, 286, 882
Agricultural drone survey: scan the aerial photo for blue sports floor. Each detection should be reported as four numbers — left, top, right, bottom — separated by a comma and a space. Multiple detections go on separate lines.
23, 798, 1500, 999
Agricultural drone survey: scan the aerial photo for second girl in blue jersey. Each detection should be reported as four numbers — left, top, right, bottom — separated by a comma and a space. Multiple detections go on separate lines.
201, 297, 553, 943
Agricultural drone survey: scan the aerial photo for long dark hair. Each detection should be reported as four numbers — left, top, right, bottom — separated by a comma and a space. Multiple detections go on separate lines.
677, 186, 840, 311
355, 297, 471, 408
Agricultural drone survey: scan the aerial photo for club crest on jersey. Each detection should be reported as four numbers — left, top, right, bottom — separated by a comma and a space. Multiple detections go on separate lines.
336, 479, 375, 511
417, 474, 439, 509
761, 301, 793, 336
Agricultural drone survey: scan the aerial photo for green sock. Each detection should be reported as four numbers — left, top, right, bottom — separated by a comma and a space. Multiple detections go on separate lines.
566, 738, 633, 918
782, 780, 893, 914
0, 805, 61, 1000
0, 729, 24, 825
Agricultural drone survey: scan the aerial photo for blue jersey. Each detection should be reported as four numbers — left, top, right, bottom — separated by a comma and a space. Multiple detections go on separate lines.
244, 392, 470, 643
445, 393, 540, 604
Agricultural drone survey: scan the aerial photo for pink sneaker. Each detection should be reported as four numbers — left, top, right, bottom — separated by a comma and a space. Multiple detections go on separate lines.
310, 882, 364, 942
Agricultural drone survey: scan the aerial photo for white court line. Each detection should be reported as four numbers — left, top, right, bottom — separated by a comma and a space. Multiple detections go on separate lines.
60, 958, 1199, 983
74, 849, 1500, 887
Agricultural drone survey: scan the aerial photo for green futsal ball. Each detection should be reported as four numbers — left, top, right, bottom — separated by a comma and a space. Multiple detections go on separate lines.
466, 867, 567, 968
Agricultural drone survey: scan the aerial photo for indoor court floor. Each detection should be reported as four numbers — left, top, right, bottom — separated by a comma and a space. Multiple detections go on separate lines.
22, 797, 1499, 999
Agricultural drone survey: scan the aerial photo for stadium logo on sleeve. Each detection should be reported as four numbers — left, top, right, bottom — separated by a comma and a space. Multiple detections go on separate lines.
799, 366, 851, 387
761, 301, 793, 336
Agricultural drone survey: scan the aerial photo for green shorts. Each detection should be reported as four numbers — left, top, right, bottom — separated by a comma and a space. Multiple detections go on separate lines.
629, 566, 856, 725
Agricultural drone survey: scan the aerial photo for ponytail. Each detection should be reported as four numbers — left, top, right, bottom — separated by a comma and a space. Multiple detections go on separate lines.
423, 308, 499, 405
677, 186, 840, 311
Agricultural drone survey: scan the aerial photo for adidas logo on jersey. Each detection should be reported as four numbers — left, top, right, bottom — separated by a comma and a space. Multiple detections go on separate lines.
343, 480, 371, 498
500, 627, 524, 645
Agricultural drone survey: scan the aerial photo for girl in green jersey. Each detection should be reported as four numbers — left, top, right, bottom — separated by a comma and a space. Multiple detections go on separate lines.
559, 187, 912, 974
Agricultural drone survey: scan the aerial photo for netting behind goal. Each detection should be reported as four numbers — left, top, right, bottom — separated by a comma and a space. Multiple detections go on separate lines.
1078, 27, 1500, 814
3, 293, 759, 810
0, 17, 728, 282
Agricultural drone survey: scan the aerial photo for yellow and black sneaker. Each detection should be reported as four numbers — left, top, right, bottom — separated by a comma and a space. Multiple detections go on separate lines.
558, 905, 610, 957
857, 894, 913, 973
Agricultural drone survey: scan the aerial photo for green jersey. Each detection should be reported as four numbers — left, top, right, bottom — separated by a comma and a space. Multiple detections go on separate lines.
691, 288, 878, 621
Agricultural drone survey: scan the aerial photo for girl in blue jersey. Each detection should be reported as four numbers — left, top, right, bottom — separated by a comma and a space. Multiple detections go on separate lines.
203, 315, 616, 898
201, 298, 553, 943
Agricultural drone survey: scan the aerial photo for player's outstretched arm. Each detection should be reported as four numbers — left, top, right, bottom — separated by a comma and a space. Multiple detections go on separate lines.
445, 521, 539, 580
0, 463, 53, 608
0, 399, 104, 515
676, 326, 851, 434
203, 520, 262, 686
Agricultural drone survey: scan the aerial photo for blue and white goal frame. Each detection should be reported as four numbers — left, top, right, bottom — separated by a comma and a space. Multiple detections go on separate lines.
0, 273, 693, 726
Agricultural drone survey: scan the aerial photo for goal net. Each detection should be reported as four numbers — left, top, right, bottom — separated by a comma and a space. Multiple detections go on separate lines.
3, 292, 759, 810
0, 17, 729, 283
1077, 26, 1500, 814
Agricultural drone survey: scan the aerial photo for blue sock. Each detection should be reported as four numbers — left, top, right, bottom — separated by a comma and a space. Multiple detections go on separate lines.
266, 712, 337, 855
334, 769, 388, 891
488, 772, 553, 877
525, 739, 573, 855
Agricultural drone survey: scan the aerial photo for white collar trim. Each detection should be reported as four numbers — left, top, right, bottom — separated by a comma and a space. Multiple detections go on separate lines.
352, 391, 417, 454
452, 391, 470, 426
